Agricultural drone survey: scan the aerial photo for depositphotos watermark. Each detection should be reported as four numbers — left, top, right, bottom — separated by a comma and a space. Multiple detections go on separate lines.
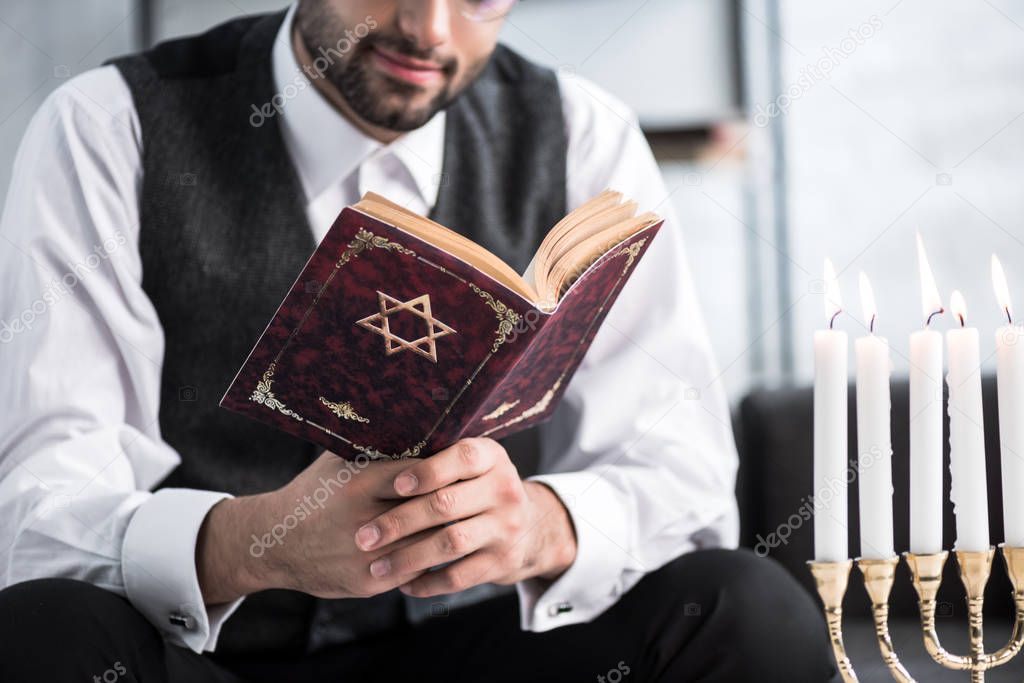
0, 230, 128, 344
250, 15, 378, 127
751, 15, 883, 127
597, 660, 631, 683
91, 661, 127, 683
249, 454, 371, 557
753, 444, 889, 557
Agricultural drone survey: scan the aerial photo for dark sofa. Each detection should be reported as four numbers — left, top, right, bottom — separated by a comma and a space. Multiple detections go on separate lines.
736, 376, 1024, 681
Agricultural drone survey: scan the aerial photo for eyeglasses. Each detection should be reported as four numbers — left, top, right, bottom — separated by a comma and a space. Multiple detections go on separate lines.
382, 1, 518, 26
455, 0, 519, 22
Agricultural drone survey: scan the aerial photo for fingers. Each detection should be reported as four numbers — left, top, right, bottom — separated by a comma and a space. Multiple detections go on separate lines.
363, 460, 420, 499
356, 476, 495, 550
386, 438, 503, 499
367, 514, 496, 580
362, 528, 432, 589
398, 551, 500, 598
307, 451, 411, 501
341, 529, 431, 599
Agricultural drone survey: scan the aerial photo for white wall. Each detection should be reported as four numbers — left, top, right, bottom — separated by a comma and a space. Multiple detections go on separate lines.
498, 0, 739, 129
661, 161, 751, 401
778, 0, 1024, 383
149, 0, 284, 42
0, 0, 136, 210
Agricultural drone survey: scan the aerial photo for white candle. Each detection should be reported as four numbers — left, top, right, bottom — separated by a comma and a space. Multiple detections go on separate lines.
814, 258, 849, 561
855, 273, 894, 559
909, 234, 945, 554
992, 255, 1024, 548
946, 290, 991, 552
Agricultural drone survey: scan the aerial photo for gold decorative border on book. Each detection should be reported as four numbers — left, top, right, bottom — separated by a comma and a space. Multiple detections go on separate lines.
319, 396, 369, 423
336, 228, 416, 268
250, 362, 303, 422
480, 380, 561, 437
250, 223, 524, 460
482, 400, 520, 421
617, 238, 646, 275
351, 440, 426, 460
468, 283, 521, 353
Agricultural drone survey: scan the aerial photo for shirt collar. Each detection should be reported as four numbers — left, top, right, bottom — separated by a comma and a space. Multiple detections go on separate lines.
271, 4, 446, 206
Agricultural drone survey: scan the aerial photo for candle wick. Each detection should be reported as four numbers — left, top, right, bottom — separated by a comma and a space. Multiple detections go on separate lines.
958, 312, 965, 327
869, 314, 875, 334
1005, 306, 1013, 325
829, 309, 841, 330
925, 307, 943, 327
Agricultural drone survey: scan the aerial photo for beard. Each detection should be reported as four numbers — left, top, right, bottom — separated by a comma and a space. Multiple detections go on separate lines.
295, 4, 487, 132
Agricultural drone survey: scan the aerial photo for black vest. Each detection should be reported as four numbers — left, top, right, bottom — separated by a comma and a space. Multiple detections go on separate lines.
108, 11, 566, 655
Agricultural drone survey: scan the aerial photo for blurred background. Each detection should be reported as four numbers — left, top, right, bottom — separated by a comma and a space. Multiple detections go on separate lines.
2, 0, 1023, 405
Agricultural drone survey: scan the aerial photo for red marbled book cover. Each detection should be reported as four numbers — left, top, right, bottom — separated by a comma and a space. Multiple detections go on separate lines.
220, 205, 662, 460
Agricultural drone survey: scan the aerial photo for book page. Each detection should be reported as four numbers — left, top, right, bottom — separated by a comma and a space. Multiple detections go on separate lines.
353, 191, 659, 310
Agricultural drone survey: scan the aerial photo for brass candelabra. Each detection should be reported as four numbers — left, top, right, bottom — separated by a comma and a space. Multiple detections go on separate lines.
808, 545, 1024, 682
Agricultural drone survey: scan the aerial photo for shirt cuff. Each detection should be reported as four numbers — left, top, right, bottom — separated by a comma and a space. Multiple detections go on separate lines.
515, 471, 631, 631
121, 488, 244, 653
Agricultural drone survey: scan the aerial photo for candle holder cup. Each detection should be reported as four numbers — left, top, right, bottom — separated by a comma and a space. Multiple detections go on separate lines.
808, 545, 1024, 682
808, 559, 858, 682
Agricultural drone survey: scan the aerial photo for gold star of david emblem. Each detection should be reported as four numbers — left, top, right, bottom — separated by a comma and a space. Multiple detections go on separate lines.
356, 291, 456, 363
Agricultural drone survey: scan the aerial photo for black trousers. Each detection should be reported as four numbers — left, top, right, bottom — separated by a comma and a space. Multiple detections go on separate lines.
0, 549, 834, 683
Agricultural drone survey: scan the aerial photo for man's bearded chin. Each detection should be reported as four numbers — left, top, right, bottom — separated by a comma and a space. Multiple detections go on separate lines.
331, 38, 454, 132
298, 24, 486, 132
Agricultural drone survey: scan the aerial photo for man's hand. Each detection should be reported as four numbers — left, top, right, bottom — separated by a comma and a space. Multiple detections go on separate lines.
197, 451, 430, 604
353, 437, 577, 598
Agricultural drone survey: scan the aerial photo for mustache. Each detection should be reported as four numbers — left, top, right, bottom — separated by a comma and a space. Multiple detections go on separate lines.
357, 32, 458, 76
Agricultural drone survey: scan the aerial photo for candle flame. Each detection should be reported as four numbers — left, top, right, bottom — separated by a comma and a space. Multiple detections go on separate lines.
916, 232, 943, 325
950, 290, 967, 327
858, 271, 877, 333
991, 254, 1013, 324
823, 258, 842, 328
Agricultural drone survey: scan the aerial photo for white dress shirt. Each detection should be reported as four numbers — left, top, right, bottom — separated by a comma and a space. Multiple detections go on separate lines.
0, 5, 738, 654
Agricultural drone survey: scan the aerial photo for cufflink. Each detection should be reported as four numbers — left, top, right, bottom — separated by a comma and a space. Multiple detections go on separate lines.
169, 612, 196, 630
546, 601, 573, 617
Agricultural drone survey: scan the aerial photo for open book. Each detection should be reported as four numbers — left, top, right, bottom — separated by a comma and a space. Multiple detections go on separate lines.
220, 191, 663, 460
355, 191, 661, 309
